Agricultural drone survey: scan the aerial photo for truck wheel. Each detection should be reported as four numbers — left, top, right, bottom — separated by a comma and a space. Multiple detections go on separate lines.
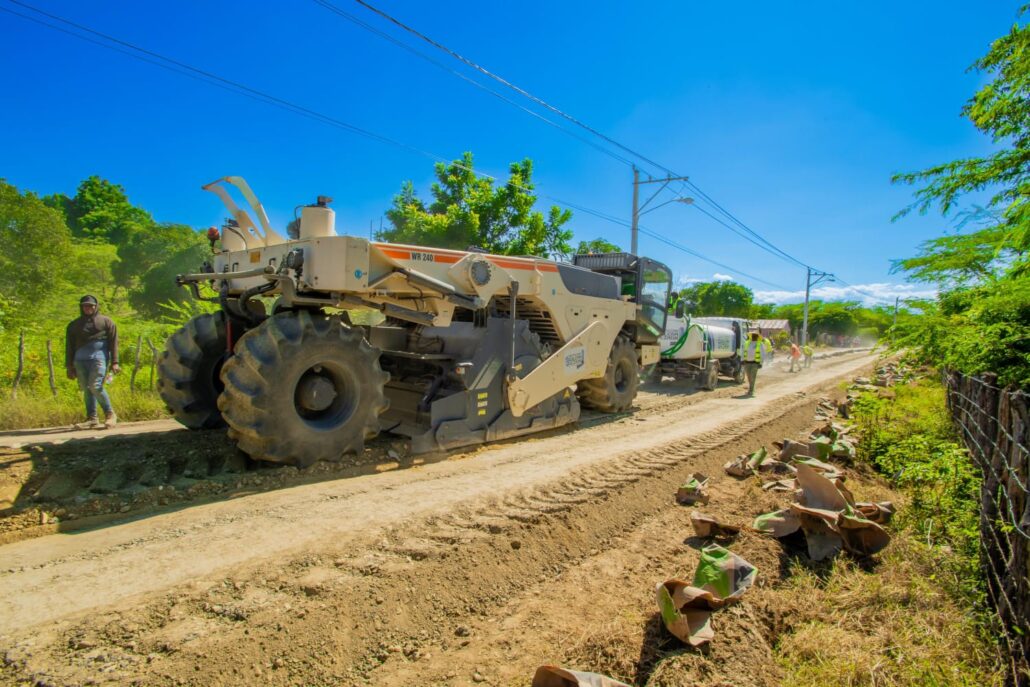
577, 336, 639, 412
218, 311, 389, 467
702, 359, 719, 391
157, 312, 229, 429
733, 361, 746, 384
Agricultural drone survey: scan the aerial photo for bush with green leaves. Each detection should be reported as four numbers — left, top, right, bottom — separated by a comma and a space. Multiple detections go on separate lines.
852, 378, 982, 599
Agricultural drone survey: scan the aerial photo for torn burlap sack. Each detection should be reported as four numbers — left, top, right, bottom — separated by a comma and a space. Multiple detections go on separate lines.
791, 456, 843, 480
752, 464, 891, 561
655, 544, 757, 647
690, 511, 741, 538
532, 665, 631, 687
762, 478, 798, 493
724, 446, 768, 477
855, 501, 895, 524
777, 437, 833, 462
676, 473, 710, 505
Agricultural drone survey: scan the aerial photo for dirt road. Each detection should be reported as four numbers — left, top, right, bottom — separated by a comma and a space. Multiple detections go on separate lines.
0, 349, 877, 686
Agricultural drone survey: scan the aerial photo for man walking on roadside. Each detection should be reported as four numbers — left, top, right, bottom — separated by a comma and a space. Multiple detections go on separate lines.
65, 295, 119, 429
803, 343, 814, 368
741, 331, 766, 397
789, 341, 801, 373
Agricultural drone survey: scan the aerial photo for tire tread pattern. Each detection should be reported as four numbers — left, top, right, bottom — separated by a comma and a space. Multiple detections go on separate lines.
156, 312, 228, 429
218, 311, 389, 467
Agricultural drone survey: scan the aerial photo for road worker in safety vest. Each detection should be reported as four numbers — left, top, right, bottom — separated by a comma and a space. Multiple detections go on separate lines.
742, 331, 767, 397
803, 343, 814, 368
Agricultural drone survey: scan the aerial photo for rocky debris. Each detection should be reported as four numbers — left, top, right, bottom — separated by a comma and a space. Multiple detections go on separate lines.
655, 544, 757, 647
2, 431, 409, 535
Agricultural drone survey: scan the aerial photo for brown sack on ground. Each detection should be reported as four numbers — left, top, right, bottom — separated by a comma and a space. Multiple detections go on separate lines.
762, 478, 798, 493
676, 473, 710, 505
753, 464, 891, 561
795, 463, 848, 511
855, 501, 895, 524
532, 665, 632, 687
656, 544, 758, 647
724, 447, 769, 478
690, 511, 741, 538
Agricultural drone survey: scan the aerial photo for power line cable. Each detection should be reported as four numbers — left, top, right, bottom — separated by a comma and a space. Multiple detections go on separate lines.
310, 0, 638, 168
347, 0, 824, 273
1, 0, 792, 292
349, 0, 677, 180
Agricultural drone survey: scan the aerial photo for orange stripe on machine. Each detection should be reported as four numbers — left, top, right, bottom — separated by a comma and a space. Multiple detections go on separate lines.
377, 245, 557, 272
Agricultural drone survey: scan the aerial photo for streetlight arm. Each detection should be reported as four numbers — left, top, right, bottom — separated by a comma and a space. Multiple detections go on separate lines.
639, 196, 693, 217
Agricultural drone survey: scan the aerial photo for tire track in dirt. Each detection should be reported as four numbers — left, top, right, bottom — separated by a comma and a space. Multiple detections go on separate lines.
0, 351, 876, 687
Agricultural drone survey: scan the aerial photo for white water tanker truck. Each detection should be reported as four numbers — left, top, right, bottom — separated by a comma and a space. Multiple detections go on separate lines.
651, 310, 751, 389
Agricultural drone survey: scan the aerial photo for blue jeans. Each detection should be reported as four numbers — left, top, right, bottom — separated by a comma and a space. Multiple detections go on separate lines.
74, 357, 114, 419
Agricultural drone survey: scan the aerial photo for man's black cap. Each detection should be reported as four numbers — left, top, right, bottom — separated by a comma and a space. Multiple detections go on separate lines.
79, 295, 98, 306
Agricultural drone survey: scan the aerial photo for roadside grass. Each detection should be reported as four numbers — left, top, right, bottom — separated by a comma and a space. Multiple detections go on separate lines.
850, 378, 982, 600
0, 383, 168, 430
774, 532, 1001, 686
0, 321, 176, 430
774, 375, 999, 686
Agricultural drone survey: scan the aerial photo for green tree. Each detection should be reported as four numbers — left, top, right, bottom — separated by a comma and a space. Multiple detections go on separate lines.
892, 14, 1030, 383
808, 301, 859, 337
67, 176, 154, 245
378, 152, 573, 258
678, 280, 754, 317
575, 237, 621, 254
0, 179, 73, 323
114, 222, 206, 287
131, 243, 212, 319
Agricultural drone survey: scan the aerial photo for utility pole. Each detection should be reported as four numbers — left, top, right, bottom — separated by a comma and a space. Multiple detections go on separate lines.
891, 296, 900, 342
631, 167, 640, 255
630, 167, 692, 256
801, 267, 832, 346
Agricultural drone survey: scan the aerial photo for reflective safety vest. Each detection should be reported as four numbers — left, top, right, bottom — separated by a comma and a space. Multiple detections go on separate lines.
745, 340, 762, 363
803, 345, 813, 356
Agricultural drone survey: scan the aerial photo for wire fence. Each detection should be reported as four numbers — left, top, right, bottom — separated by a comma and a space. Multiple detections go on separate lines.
3, 329, 164, 398
944, 370, 1030, 686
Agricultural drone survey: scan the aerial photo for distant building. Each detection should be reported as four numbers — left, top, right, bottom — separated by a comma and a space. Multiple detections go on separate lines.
753, 319, 791, 339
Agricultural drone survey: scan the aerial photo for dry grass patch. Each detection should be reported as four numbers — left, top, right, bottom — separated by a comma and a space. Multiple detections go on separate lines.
773, 532, 1001, 686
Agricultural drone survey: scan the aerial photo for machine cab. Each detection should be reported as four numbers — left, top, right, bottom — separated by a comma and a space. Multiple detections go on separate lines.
571, 252, 674, 343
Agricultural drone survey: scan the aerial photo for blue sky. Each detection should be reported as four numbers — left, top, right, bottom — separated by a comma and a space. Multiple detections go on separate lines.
0, 1, 1020, 305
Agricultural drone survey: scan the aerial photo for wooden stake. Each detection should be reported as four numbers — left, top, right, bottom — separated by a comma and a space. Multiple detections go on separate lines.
130, 332, 143, 393
11, 330, 24, 399
46, 339, 58, 398
146, 337, 158, 390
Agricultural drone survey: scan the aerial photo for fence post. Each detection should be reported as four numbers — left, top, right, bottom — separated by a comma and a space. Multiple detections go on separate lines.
998, 385, 1030, 679
130, 333, 143, 393
11, 330, 24, 399
146, 337, 158, 390
45, 339, 58, 398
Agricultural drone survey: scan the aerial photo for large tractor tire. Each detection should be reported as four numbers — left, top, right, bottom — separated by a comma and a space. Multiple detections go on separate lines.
218, 311, 389, 467
157, 312, 229, 429
577, 336, 639, 413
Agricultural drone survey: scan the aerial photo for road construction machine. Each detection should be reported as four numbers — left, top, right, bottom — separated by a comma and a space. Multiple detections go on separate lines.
158, 177, 673, 466
651, 310, 751, 390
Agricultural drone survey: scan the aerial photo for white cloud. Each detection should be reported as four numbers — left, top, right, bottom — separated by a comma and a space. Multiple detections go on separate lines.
676, 273, 736, 286
753, 282, 937, 307
676, 274, 705, 287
